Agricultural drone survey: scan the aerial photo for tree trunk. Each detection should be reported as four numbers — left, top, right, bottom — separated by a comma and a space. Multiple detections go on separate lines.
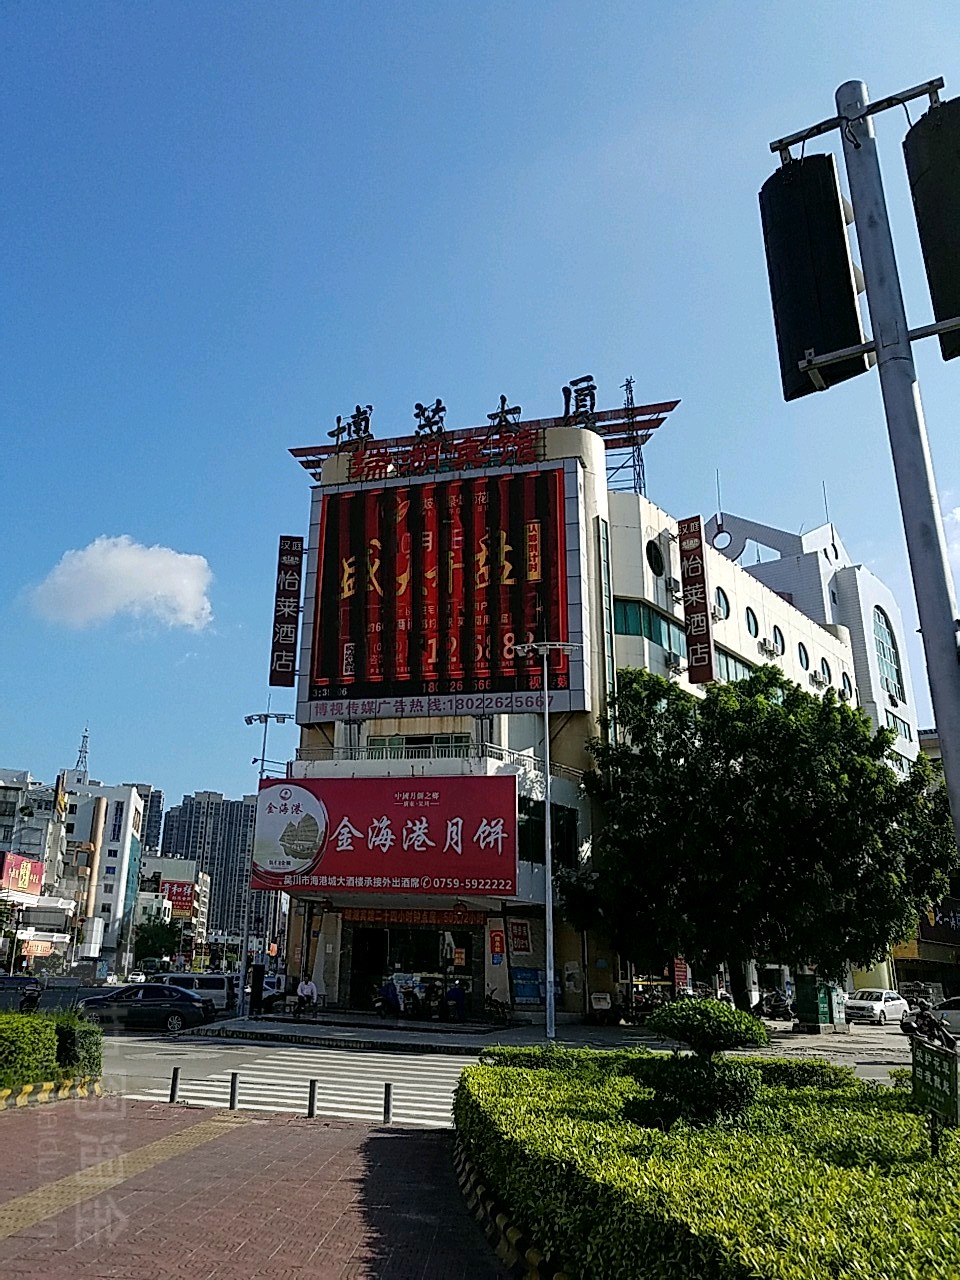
728, 960, 751, 1011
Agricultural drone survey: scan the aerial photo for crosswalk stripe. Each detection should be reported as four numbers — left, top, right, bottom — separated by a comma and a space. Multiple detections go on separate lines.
254, 1052, 475, 1072
154, 1083, 453, 1116
126, 1092, 451, 1126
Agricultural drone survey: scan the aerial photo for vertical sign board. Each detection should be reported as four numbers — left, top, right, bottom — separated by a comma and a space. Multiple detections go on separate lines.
269, 536, 305, 687
677, 515, 715, 684
913, 1038, 960, 1126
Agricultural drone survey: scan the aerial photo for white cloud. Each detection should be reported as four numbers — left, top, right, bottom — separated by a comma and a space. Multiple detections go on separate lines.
31, 535, 213, 630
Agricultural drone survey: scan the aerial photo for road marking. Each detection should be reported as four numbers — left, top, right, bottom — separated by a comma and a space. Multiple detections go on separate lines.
0, 1113, 248, 1241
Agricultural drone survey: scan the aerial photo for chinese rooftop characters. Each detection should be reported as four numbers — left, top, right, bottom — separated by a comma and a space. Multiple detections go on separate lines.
562, 375, 597, 424
486, 394, 522, 431
329, 404, 374, 449
414, 398, 447, 436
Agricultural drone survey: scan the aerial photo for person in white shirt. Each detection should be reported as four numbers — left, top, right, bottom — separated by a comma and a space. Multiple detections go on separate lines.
296, 977, 318, 1018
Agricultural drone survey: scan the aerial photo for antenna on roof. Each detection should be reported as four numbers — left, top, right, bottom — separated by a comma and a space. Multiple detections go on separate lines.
75, 724, 89, 772
822, 480, 831, 527
715, 469, 723, 522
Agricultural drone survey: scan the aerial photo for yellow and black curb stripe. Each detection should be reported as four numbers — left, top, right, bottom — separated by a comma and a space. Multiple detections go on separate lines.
0, 1078, 103, 1110
453, 1137, 571, 1280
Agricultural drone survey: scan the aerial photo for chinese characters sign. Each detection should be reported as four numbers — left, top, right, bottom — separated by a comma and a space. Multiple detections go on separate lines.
677, 515, 715, 684
307, 468, 578, 717
252, 775, 518, 895
160, 880, 195, 921
920, 897, 960, 946
913, 1038, 960, 1125
0, 853, 43, 899
508, 919, 533, 955
269, 535, 304, 687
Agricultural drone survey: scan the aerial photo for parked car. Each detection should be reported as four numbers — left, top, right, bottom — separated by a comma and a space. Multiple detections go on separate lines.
152, 973, 237, 1013
845, 988, 909, 1025
928, 997, 960, 1034
127, 970, 147, 983
77, 983, 215, 1033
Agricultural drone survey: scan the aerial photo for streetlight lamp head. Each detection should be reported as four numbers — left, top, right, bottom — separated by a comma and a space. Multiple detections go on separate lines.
244, 716, 256, 726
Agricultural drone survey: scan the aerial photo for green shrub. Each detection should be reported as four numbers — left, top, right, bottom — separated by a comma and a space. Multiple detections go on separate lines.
889, 1066, 912, 1092
480, 1044, 651, 1077
640, 1054, 762, 1126
749, 1056, 857, 1090
647, 998, 769, 1056
0, 1013, 59, 1089
454, 1061, 960, 1280
53, 1012, 103, 1078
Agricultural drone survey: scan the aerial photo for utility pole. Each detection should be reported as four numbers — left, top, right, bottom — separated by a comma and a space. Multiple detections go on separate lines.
765, 78, 960, 845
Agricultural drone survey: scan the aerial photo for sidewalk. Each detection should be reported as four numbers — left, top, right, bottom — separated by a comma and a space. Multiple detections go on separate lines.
0, 1098, 503, 1279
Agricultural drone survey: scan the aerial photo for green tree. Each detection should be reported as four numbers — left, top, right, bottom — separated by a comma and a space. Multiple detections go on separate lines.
134, 920, 180, 965
563, 666, 957, 1005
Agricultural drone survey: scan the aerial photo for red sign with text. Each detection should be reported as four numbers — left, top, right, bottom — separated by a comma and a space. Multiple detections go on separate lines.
0, 853, 43, 898
677, 515, 715, 684
252, 775, 518, 896
160, 879, 195, 920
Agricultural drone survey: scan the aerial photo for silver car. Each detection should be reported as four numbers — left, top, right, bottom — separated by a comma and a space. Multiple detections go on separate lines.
844, 988, 909, 1026
931, 997, 960, 1033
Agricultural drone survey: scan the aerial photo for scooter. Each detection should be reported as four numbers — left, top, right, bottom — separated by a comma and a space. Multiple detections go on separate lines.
901, 1008, 958, 1050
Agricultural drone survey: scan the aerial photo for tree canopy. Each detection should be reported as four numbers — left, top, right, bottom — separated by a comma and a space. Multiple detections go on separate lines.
134, 920, 181, 964
562, 666, 956, 995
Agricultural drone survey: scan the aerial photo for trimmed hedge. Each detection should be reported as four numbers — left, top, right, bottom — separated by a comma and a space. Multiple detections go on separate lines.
0, 1013, 59, 1089
455, 1052, 957, 1278
53, 1012, 103, 1079
647, 998, 769, 1056
0, 1012, 103, 1089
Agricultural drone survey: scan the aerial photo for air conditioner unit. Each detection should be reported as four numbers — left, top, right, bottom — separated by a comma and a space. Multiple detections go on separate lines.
665, 576, 681, 595
809, 671, 827, 689
710, 605, 723, 622
888, 692, 899, 708
838, 687, 851, 702
757, 638, 778, 659
665, 651, 684, 672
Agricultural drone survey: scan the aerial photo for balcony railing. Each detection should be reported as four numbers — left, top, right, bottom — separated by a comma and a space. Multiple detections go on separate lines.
293, 740, 584, 784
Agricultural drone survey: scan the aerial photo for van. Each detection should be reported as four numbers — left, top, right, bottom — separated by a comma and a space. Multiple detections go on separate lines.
157, 973, 236, 1013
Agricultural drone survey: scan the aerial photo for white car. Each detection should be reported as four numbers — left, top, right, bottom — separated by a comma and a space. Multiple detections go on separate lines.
930, 997, 960, 1033
845, 988, 909, 1026
127, 970, 146, 983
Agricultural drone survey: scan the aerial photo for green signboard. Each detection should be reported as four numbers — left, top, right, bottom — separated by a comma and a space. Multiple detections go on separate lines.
913, 1038, 960, 1126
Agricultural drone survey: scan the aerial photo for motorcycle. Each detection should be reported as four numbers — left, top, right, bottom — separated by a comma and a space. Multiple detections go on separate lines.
901, 1008, 958, 1050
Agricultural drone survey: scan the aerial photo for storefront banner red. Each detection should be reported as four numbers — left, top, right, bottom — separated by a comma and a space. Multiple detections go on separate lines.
252, 775, 518, 895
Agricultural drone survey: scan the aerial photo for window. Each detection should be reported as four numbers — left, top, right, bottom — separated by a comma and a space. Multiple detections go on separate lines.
772, 626, 785, 655
518, 797, 578, 870
886, 710, 913, 742
613, 599, 687, 656
714, 587, 730, 620
111, 800, 125, 842
645, 540, 665, 577
107, 849, 118, 858
66, 822, 74, 834
798, 642, 809, 670
715, 648, 754, 683
101, 904, 112, 915
874, 607, 905, 701
745, 607, 759, 637
366, 734, 471, 759
821, 657, 832, 685
68, 803, 77, 815
105, 866, 116, 876
842, 672, 854, 701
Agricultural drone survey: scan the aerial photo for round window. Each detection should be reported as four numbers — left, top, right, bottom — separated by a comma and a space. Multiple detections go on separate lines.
772, 625, 785, 655
714, 587, 730, 620
798, 642, 809, 670
645, 540, 665, 577
745, 607, 759, 638
821, 657, 832, 685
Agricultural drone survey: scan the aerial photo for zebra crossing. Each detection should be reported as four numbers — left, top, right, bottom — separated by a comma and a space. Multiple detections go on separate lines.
126, 1045, 477, 1127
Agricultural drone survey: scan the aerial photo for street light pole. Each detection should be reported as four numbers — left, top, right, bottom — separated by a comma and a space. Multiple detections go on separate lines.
238, 701, 293, 1016
516, 641, 579, 1041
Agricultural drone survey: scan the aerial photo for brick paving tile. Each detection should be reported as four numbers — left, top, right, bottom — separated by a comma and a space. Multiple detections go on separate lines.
0, 1100, 506, 1279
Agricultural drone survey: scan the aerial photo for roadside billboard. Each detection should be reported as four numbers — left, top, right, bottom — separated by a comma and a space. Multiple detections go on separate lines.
300, 461, 587, 720
252, 775, 518, 896
160, 879, 195, 921
0, 853, 43, 901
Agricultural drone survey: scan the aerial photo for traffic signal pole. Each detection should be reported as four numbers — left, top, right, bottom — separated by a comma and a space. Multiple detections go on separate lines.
833, 80, 960, 846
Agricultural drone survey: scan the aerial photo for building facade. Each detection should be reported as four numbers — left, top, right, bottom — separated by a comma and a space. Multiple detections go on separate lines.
268, 393, 886, 1018
161, 792, 256, 936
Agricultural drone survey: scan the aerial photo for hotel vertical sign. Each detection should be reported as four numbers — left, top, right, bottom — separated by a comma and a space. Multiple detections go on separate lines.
677, 515, 715, 684
269, 536, 305, 687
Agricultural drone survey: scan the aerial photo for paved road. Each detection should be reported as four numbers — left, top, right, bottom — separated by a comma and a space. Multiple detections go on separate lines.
117, 1039, 473, 1127
0, 1100, 502, 1279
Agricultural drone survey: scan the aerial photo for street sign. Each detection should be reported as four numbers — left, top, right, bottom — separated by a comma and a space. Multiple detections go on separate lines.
912, 1038, 960, 1126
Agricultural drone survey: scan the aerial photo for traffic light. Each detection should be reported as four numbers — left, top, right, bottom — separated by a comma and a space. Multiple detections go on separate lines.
903, 95, 960, 361
759, 153, 871, 400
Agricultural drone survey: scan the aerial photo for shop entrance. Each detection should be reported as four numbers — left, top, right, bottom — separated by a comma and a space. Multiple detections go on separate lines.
350, 927, 389, 1008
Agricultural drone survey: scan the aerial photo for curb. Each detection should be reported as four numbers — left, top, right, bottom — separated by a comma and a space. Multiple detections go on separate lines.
195, 1026, 487, 1057
453, 1137, 571, 1280
0, 1077, 103, 1110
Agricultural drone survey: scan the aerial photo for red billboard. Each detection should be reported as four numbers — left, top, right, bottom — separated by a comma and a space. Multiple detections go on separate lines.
251, 776, 518, 896
160, 879, 195, 920
0, 853, 43, 899
678, 515, 716, 684
307, 468, 575, 717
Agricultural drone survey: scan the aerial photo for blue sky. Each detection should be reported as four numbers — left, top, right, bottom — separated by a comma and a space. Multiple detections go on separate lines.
3, 3, 959, 807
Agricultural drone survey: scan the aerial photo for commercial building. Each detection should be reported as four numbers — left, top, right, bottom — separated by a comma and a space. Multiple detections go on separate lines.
140, 854, 211, 952
125, 783, 164, 853
267, 387, 887, 1018
161, 792, 257, 937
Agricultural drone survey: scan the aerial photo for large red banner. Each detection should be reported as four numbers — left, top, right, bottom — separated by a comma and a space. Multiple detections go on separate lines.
251, 776, 518, 895
310, 469, 570, 706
